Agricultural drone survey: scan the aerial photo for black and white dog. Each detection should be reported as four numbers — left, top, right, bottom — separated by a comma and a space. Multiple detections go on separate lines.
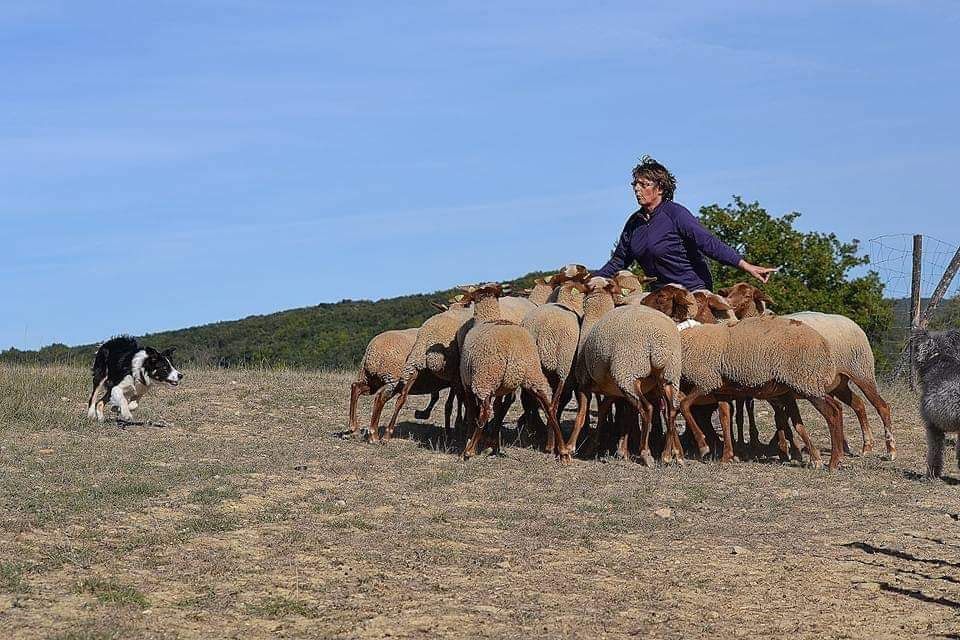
86, 336, 184, 422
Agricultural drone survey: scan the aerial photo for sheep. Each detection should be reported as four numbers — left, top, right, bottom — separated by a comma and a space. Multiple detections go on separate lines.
670, 313, 846, 469
518, 280, 589, 450
456, 283, 568, 461
722, 282, 895, 460
375, 300, 474, 442
786, 311, 895, 458
568, 276, 684, 466
912, 328, 960, 478
347, 327, 454, 438
524, 276, 558, 306
717, 282, 773, 317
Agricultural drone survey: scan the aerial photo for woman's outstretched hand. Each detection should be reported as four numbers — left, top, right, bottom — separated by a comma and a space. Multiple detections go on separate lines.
738, 260, 778, 283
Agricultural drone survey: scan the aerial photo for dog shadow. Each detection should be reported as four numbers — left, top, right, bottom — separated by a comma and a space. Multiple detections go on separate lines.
116, 418, 172, 429
899, 469, 960, 485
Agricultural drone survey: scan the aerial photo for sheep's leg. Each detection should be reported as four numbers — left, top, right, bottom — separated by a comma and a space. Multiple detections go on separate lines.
443, 388, 456, 430
718, 401, 735, 463
734, 398, 746, 448
414, 391, 441, 420
533, 386, 570, 463
745, 399, 759, 458
367, 387, 395, 443
556, 379, 575, 419
384, 371, 419, 440
831, 380, 873, 455
678, 390, 712, 459
806, 395, 844, 471
348, 380, 371, 434
519, 389, 550, 451
549, 379, 566, 424
770, 400, 791, 461
783, 398, 823, 467
491, 392, 515, 429
847, 373, 896, 460
660, 383, 684, 465
925, 421, 945, 479
588, 395, 614, 458
631, 380, 656, 466
463, 394, 492, 460
565, 390, 592, 454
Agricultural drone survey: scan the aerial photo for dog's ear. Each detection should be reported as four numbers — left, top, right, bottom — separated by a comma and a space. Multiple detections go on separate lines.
161, 347, 176, 357
145, 346, 159, 356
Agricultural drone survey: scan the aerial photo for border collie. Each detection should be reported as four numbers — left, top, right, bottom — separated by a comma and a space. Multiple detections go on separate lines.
86, 336, 183, 422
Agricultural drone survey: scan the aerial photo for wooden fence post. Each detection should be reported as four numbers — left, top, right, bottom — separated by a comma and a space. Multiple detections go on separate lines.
909, 235, 922, 390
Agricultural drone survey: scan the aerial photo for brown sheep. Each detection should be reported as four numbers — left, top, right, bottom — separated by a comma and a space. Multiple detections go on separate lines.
569, 277, 685, 466
722, 282, 895, 460
457, 283, 568, 461
348, 328, 452, 437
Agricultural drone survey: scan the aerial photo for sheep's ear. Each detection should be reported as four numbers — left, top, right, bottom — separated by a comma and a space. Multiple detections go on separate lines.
565, 264, 590, 281
430, 302, 448, 312
756, 290, 774, 305
717, 287, 731, 297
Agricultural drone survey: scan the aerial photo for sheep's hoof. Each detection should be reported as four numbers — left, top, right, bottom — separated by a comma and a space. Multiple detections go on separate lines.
885, 447, 897, 462
639, 452, 655, 467
698, 445, 711, 459
809, 459, 825, 470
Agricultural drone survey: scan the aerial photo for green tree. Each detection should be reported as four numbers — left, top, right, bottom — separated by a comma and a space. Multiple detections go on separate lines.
929, 296, 960, 331
697, 196, 892, 345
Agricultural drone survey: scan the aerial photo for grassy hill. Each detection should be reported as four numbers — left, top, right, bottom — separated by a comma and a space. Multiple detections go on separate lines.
0, 271, 549, 370
3, 275, 956, 374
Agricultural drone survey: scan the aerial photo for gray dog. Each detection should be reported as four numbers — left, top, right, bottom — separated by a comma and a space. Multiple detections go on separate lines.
914, 328, 960, 478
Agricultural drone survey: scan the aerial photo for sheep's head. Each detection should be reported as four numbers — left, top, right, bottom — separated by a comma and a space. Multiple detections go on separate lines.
446, 293, 472, 309
717, 283, 774, 318
458, 282, 510, 303
584, 276, 622, 298
430, 301, 449, 312
556, 263, 591, 283
691, 291, 736, 324
609, 270, 655, 304
554, 281, 588, 314
641, 284, 697, 322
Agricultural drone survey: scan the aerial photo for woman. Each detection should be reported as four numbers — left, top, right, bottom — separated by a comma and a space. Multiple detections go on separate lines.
594, 156, 775, 290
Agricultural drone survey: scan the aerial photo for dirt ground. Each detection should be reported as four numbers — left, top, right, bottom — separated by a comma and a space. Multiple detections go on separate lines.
1, 364, 959, 639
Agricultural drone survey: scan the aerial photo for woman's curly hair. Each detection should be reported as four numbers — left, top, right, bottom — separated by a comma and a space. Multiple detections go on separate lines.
632, 155, 677, 201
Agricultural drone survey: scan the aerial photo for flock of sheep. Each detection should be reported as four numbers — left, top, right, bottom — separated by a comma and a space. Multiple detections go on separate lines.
347, 265, 895, 471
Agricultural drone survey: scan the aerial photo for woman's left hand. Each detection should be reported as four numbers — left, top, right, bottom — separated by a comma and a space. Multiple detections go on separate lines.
738, 260, 778, 283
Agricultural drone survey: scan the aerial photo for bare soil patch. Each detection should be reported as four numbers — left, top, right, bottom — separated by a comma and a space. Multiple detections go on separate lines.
1, 365, 958, 639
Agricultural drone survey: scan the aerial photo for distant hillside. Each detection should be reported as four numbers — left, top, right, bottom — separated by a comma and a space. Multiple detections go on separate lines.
4, 277, 956, 373
0, 272, 549, 370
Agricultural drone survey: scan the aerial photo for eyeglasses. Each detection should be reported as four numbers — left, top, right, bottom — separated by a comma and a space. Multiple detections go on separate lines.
631, 179, 656, 189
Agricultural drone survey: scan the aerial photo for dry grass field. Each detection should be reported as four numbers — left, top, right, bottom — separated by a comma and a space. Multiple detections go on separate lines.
1, 364, 959, 639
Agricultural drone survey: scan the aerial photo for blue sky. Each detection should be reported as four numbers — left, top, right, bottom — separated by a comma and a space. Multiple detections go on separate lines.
2, 1, 959, 349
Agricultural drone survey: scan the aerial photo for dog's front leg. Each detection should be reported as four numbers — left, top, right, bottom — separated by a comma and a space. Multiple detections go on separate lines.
111, 385, 135, 421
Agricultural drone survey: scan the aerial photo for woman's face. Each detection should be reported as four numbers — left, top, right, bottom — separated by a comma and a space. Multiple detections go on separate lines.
632, 176, 662, 208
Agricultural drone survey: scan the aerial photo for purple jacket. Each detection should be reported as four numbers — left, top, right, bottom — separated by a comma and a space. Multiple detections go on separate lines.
594, 200, 742, 291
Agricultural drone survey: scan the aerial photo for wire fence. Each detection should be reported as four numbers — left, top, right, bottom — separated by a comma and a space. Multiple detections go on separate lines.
868, 234, 960, 378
